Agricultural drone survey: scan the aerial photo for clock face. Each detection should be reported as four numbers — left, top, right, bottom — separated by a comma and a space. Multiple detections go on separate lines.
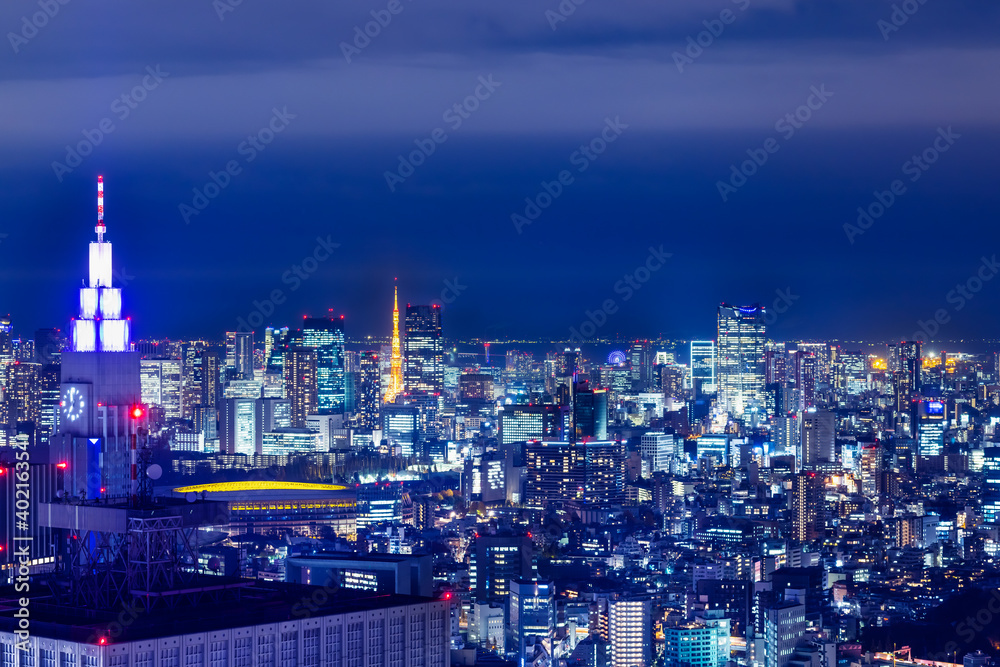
61, 386, 85, 422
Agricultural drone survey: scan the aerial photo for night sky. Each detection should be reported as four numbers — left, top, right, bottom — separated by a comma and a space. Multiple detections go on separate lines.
1, 0, 998, 344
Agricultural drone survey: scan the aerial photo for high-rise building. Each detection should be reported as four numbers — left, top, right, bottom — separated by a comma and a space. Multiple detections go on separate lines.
509, 579, 555, 667
283, 347, 318, 428
800, 409, 834, 468
690, 340, 717, 396
717, 304, 766, 418
982, 447, 1000, 523
404, 304, 443, 395
791, 471, 824, 542
220, 397, 263, 455
573, 382, 608, 441
50, 177, 144, 501
630, 340, 654, 390
225, 331, 254, 380
0, 315, 13, 368
641, 431, 675, 474
499, 404, 569, 445
303, 315, 347, 414
525, 440, 624, 507
4, 361, 40, 444
761, 600, 806, 667
664, 610, 731, 667
140, 358, 183, 420
470, 534, 533, 604
915, 399, 947, 457
356, 351, 382, 430
609, 598, 652, 667
894, 341, 921, 412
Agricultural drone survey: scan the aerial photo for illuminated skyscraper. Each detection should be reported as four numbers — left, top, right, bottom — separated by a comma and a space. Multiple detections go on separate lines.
690, 340, 716, 396
717, 304, 766, 418
303, 315, 346, 414
356, 351, 381, 430
0, 315, 13, 367
139, 358, 183, 420
283, 347, 317, 428
51, 176, 144, 501
404, 304, 443, 395
894, 341, 921, 412
385, 284, 403, 403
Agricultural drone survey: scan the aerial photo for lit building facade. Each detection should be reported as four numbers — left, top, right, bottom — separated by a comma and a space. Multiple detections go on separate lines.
303, 316, 346, 414
717, 304, 766, 418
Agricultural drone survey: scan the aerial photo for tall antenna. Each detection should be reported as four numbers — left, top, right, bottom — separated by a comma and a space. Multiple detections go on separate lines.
96, 175, 106, 242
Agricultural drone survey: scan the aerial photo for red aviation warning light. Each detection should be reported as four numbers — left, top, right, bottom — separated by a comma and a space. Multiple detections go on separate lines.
131, 406, 144, 420
56, 462, 68, 469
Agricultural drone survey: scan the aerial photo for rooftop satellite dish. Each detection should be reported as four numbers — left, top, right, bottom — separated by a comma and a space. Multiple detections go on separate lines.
146, 464, 162, 480
186, 492, 197, 503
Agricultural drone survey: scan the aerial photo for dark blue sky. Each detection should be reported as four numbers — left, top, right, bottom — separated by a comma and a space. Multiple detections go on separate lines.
1, 0, 998, 344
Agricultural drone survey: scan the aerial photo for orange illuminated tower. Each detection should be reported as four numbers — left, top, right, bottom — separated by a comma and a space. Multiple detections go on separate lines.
385, 281, 403, 403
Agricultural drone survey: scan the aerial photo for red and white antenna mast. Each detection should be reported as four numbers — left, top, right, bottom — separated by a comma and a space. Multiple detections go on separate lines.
96, 175, 106, 242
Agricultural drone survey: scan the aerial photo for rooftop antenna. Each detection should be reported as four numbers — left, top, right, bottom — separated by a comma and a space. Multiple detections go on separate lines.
96, 175, 106, 242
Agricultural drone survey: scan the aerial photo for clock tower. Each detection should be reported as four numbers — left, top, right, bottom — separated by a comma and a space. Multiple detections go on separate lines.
50, 176, 145, 501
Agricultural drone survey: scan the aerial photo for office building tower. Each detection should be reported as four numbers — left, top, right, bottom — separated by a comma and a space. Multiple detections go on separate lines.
499, 404, 569, 445
139, 358, 183, 420
220, 397, 264, 455
283, 347, 318, 428
717, 304, 766, 418
916, 399, 947, 456
690, 340, 717, 396
4, 361, 40, 444
772, 414, 799, 457
894, 341, 921, 412
630, 340, 654, 390
641, 431, 675, 474
356, 351, 382, 430
525, 440, 624, 507
303, 315, 347, 414
664, 610, 731, 667
609, 598, 652, 667
509, 579, 555, 667
573, 382, 608, 441
800, 409, 834, 468
50, 177, 144, 501
404, 304, 443, 395
225, 330, 254, 380
982, 448, 1000, 523
761, 600, 806, 667
470, 534, 533, 603
840, 350, 867, 395
661, 364, 686, 402
0, 315, 11, 369
382, 403, 420, 457
791, 350, 817, 410
791, 471, 824, 542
